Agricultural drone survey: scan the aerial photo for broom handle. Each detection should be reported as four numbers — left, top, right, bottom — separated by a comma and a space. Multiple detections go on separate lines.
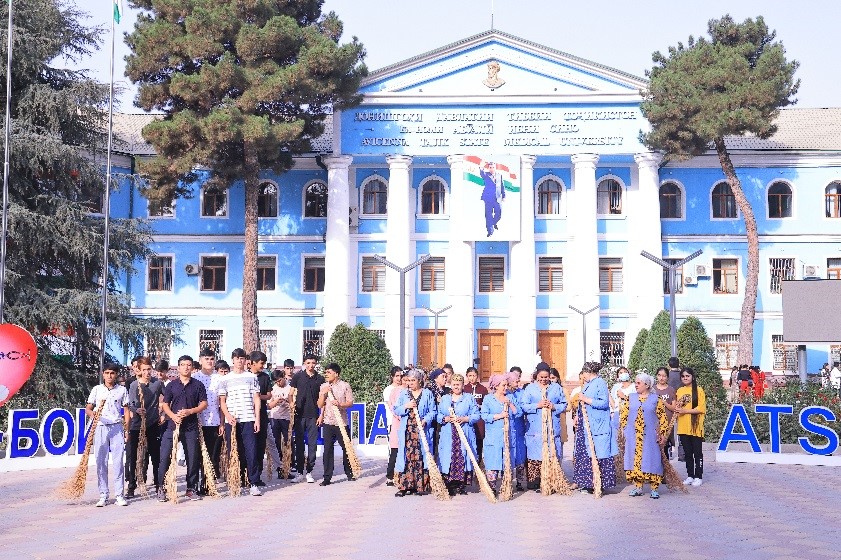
329, 387, 361, 475
448, 406, 481, 475
412, 402, 433, 458
580, 403, 603, 497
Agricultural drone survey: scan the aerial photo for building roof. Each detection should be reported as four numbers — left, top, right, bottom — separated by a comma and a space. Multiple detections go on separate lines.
724, 108, 841, 151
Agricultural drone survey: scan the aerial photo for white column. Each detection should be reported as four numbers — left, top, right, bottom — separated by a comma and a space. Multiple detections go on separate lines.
629, 152, 665, 350
508, 155, 537, 371
566, 153, 600, 379
384, 155, 413, 364
323, 155, 353, 343
447, 155, 475, 371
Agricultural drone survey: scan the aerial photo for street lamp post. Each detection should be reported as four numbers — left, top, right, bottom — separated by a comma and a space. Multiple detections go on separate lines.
373, 254, 430, 367
421, 305, 452, 368
569, 304, 599, 362
641, 249, 703, 356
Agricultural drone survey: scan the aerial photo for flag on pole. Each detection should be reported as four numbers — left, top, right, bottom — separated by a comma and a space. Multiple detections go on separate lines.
113, 0, 123, 23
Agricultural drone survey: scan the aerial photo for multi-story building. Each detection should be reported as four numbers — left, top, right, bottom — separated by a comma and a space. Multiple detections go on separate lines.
111, 31, 841, 379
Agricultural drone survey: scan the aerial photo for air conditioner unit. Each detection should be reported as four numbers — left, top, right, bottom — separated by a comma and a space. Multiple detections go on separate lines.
695, 264, 710, 277
349, 206, 359, 228
185, 263, 200, 275
802, 264, 822, 279
683, 276, 695, 286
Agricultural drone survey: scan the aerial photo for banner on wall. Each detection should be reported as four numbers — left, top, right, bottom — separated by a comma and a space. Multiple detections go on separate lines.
459, 155, 521, 241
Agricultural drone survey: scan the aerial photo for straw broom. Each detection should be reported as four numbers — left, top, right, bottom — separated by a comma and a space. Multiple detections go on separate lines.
57, 400, 105, 499
499, 413, 513, 502
220, 429, 229, 474
449, 406, 496, 504
412, 406, 449, 501
135, 389, 149, 498
280, 388, 295, 478
226, 421, 242, 497
198, 425, 220, 497
540, 387, 572, 496
660, 395, 690, 494
580, 405, 603, 498
330, 390, 362, 478
164, 423, 181, 504
614, 427, 627, 484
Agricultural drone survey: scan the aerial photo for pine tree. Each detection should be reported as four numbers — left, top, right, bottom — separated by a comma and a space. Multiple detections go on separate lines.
627, 327, 648, 371
638, 311, 671, 375
125, 0, 367, 350
677, 316, 728, 437
641, 15, 799, 367
0, 0, 179, 416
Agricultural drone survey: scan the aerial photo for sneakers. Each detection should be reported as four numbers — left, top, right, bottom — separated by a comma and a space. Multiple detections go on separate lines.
185, 490, 202, 501
291, 474, 304, 483
319, 480, 331, 486
650, 490, 660, 499
628, 487, 643, 497
249, 485, 263, 496
114, 495, 128, 506
157, 491, 168, 502
691, 478, 703, 487
95, 496, 107, 507
682, 477, 694, 485
306, 473, 315, 484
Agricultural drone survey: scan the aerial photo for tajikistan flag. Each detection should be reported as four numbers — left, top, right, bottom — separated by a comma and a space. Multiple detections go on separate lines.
113, 0, 123, 23
463, 155, 520, 192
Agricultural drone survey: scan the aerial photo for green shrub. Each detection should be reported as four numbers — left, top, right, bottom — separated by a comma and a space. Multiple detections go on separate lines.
638, 311, 672, 375
676, 316, 728, 438
627, 328, 648, 372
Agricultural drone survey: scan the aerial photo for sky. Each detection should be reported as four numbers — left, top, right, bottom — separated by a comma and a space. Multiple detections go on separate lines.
73, 0, 840, 112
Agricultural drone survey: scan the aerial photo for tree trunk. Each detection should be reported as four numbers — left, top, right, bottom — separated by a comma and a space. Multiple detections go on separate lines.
714, 137, 758, 367
242, 141, 260, 352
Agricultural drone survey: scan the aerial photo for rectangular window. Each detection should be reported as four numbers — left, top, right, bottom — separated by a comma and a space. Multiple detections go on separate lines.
598, 257, 623, 292
715, 334, 740, 370
256, 256, 276, 291
827, 258, 841, 280
600, 332, 625, 367
200, 256, 227, 291
199, 330, 224, 362
148, 256, 173, 291
201, 186, 228, 217
478, 256, 505, 293
771, 335, 798, 373
420, 257, 445, 291
303, 256, 325, 292
148, 198, 174, 217
830, 345, 841, 367
302, 329, 325, 360
259, 330, 278, 367
373, 329, 386, 341
538, 257, 563, 292
361, 256, 385, 292
769, 258, 795, 294
713, 258, 738, 294
662, 259, 684, 294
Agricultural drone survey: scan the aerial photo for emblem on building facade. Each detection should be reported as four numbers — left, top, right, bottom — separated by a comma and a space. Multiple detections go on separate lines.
483, 60, 506, 89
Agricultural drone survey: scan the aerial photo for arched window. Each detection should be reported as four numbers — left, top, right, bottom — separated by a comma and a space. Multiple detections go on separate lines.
597, 178, 622, 215
659, 182, 682, 219
825, 182, 841, 218
304, 181, 328, 217
712, 182, 737, 218
362, 178, 388, 215
767, 182, 792, 218
257, 181, 278, 218
536, 178, 562, 215
421, 178, 446, 215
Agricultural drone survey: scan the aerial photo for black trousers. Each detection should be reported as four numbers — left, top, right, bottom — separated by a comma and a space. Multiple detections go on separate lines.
294, 416, 319, 474
255, 414, 268, 477
386, 447, 398, 480
224, 422, 261, 485
679, 434, 704, 479
271, 418, 290, 461
125, 423, 160, 491
159, 426, 200, 492
321, 424, 352, 482
198, 426, 220, 492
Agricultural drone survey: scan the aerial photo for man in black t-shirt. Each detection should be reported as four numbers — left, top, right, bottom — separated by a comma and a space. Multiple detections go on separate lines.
290, 354, 325, 483
250, 351, 271, 486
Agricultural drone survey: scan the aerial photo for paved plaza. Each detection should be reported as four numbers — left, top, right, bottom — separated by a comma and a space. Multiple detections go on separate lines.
1, 444, 837, 560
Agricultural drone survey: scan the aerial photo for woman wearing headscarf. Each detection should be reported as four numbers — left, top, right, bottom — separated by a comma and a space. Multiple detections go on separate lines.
481, 374, 519, 496
393, 369, 436, 497
436, 373, 480, 496
572, 362, 617, 494
621, 372, 669, 498
385, 368, 408, 486
507, 368, 528, 490
520, 362, 567, 491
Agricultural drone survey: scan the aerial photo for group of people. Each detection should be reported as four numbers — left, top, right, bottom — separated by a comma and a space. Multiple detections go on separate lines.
82, 350, 707, 506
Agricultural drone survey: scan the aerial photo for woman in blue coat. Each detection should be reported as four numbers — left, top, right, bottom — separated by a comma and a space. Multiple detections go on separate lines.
436, 373, 480, 496
519, 362, 567, 490
572, 361, 618, 494
621, 372, 668, 498
393, 369, 436, 497
507, 369, 528, 490
481, 374, 519, 494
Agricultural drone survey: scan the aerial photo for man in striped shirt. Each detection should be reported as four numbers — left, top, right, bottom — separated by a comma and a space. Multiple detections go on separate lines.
218, 348, 263, 496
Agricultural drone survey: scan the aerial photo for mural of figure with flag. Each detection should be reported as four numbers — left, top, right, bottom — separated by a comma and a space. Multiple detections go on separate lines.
479, 161, 504, 237
462, 155, 521, 241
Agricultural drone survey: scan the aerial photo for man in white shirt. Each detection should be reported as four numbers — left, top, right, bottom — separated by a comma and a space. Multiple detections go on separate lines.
193, 348, 223, 495
830, 362, 841, 393
86, 363, 130, 507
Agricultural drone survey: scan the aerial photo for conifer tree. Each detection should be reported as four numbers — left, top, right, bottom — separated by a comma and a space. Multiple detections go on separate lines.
125, 0, 366, 350
627, 327, 648, 372
0, 0, 178, 414
641, 15, 799, 367
638, 311, 671, 375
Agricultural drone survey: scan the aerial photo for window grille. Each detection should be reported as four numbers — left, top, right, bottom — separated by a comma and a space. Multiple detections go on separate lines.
662, 259, 684, 294
715, 334, 740, 370
600, 332, 625, 367
771, 335, 798, 373
199, 330, 224, 362
302, 329, 325, 360
260, 330, 278, 367
769, 258, 795, 294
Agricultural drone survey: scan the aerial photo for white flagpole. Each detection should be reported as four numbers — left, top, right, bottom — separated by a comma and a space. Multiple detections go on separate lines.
99, 7, 116, 373
1, 0, 14, 324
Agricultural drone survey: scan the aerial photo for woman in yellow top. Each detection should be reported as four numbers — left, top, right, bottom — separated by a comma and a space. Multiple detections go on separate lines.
674, 367, 706, 487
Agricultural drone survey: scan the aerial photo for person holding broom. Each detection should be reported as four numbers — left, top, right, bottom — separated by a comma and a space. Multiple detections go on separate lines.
316, 363, 357, 486
393, 369, 436, 497
520, 362, 566, 491
480, 374, 518, 497
157, 355, 208, 502
126, 357, 162, 499
572, 362, 617, 495
436, 373, 480, 496
192, 348, 223, 495
85, 363, 130, 507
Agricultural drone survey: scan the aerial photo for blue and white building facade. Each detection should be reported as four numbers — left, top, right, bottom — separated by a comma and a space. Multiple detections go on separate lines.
113, 31, 841, 379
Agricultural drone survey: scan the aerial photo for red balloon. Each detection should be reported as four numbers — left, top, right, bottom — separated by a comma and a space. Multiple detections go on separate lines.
0, 324, 38, 407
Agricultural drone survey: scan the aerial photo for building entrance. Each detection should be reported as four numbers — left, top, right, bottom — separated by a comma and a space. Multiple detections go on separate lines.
537, 331, 567, 374
477, 330, 507, 381
417, 329, 446, 370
